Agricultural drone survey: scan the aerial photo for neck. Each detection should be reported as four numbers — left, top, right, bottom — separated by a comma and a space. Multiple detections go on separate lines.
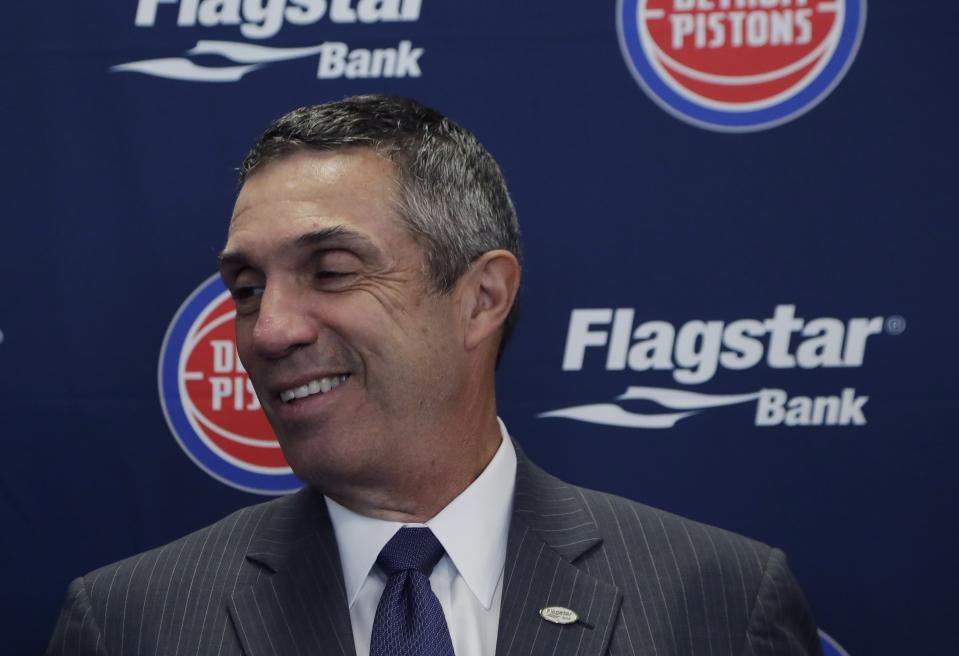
323, 413, 503, 523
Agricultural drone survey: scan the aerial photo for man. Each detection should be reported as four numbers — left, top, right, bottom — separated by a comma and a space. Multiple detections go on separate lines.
48, 95, 822, 655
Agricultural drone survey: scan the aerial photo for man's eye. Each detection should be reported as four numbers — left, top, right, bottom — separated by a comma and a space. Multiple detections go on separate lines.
314, 249, 360, 282
315, 265, 359, 282
231, 286, 264, 301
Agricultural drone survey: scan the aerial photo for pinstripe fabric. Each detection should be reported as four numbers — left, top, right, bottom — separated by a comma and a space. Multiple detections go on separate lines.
46, 487, 355, 656
47, 447, 821, 656
497, 453, 822, 656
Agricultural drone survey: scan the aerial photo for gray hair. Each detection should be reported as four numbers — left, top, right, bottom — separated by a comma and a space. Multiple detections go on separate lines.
239, 95, 522, 353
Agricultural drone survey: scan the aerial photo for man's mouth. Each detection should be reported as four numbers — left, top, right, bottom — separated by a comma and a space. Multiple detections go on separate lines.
278, 374, 350, 403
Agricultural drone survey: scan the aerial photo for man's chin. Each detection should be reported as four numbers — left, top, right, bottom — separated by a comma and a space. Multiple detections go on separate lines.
278, 430, 391, 488
282, 450, 364, 494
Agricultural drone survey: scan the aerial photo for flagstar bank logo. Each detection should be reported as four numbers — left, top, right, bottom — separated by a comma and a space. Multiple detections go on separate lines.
540, 305, 904, 429
616, 0, 866, 131
113, 0, 425, 82
159, 274, 301, 494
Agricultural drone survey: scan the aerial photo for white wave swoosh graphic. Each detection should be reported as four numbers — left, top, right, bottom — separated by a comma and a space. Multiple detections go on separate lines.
539, 404, 698, 429
539, 387, 762, 429
187, 40, 327, 64
616, 386, 761, 409
110, 58, 262, 82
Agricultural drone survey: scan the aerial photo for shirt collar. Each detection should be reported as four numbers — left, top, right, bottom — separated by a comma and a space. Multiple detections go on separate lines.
325, 419, 517, 610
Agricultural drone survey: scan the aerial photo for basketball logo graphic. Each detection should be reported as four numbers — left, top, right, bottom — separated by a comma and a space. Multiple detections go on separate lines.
617, 0, 866, 131
158, 274, 302, 495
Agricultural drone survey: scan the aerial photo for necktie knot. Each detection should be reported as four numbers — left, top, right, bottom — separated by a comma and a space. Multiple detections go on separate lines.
370, 527, 455, 655
377, 527, 446, 577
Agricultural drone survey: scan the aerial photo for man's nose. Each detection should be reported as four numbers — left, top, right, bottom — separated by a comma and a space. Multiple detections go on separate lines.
251, 286, 318, 359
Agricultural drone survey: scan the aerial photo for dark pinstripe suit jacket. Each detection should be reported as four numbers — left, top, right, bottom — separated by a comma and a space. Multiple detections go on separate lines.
47, 449, 822, 655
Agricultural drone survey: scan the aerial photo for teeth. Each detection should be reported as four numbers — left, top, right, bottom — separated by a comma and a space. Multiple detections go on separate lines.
279, 375, 348, 403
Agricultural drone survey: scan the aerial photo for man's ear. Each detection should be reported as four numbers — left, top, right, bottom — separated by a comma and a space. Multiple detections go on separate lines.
459, 250, 520, 351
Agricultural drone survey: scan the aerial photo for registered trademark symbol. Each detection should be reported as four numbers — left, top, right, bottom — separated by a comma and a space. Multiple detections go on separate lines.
885, 315, 906, 335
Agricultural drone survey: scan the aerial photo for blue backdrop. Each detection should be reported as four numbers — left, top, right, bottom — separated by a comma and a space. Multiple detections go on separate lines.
3, 2, 957, 654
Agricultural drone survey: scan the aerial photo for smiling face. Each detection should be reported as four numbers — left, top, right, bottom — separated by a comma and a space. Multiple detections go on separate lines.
219, 149, 472, 497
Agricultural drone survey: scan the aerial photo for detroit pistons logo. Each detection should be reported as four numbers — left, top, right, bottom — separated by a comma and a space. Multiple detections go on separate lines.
158, 274, 302, 495
617, 0, 866, 131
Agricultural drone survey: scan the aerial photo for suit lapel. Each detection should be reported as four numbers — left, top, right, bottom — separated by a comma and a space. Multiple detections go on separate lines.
227, 487, 357, 656
495, 450, 622, 656
224, 448, 622, 656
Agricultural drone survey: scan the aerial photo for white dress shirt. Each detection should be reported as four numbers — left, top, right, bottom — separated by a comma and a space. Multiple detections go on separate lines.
325, 421, 517, 656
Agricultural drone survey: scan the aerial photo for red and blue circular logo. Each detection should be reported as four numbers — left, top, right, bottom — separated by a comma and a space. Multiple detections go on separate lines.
158, 274, 302, 495
617, 0, 866, 131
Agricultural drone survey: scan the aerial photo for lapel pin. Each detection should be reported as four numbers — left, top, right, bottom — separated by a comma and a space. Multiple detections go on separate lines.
539, 606, 579, 625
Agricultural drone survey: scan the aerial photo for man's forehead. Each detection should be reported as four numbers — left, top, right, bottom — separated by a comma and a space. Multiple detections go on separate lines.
226, 148, 406, 241
233, 147, 397, 209
234, 149, 402, 223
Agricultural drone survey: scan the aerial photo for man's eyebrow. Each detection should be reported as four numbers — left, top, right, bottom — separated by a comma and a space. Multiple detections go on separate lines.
217, 250, 247, 269
217, 225, 374, 269
293, 225, 373, 249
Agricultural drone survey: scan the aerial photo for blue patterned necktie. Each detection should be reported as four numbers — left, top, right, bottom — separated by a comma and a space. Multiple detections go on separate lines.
369, 527, 455, 656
